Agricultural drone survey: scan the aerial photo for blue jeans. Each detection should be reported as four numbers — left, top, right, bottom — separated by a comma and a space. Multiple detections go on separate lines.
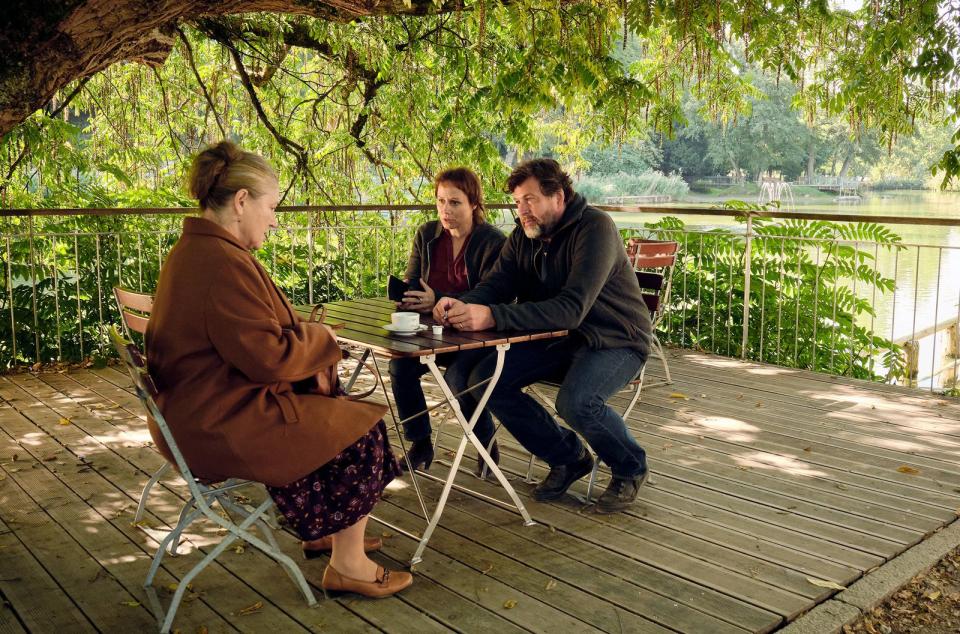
388, 348, 495, 444
453, 338, 648, 478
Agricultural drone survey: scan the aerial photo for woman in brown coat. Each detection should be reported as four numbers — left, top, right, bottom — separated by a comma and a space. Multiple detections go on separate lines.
146, 141, 411, 598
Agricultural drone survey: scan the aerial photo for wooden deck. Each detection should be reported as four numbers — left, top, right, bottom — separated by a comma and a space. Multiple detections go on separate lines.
2, 350, 959, 633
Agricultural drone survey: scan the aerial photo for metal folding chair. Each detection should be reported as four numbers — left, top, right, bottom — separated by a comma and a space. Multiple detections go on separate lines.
112, 286, 172, 526
108, 326, 317, 633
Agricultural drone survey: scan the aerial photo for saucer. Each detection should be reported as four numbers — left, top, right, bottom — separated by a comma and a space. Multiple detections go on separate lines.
383, 323, 427, 336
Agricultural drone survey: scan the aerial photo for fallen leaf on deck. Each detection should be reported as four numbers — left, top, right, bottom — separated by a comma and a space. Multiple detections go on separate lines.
120, 600, 142, 607
58, 417, 71, 426
926, 590, 941, 601
803, 447, 812, 452
481, 563, 494, 575
237, 601, 263, 616
381, 531, 393, 538
545, 579, 557, 591
668, 392, 689, 400
897, 465, 920, 475
233, 544, 245, 554
198, 627, 209, 634
755, 402, 763, 407
806, 577, 846, 591
736, 393, 744, 400
699, 393, 707, 398
503, 599, 517, 609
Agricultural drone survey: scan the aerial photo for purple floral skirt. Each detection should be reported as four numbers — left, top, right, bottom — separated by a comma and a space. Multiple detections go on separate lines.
266, 420, 401, 540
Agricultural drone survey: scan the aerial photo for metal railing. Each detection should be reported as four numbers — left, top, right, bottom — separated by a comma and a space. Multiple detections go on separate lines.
3, 204, 959, 393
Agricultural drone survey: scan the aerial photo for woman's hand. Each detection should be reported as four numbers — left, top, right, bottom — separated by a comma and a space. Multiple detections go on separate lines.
399, 279, 436, 313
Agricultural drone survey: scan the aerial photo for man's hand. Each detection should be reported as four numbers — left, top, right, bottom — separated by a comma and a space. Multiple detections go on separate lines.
433, 296, 462, 324
445, 302, 495, 331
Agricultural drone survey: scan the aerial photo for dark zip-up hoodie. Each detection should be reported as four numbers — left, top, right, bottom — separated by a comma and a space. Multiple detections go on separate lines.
460, 193, 651, 355
404, 220, 506, 297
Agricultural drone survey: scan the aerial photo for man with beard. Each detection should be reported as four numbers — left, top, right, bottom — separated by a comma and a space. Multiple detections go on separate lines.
434, 158, 653, 512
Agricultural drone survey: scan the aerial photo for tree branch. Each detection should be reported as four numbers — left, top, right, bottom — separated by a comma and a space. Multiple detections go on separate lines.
1, 76, 92, 197
175, 26, 226, 139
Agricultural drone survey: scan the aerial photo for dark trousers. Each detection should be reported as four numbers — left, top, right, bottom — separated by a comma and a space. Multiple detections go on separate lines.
388, 348, 495, 444
450, 338, 648, 479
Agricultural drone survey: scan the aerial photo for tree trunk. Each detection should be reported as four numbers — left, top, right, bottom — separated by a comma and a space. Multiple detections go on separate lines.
838, 142, 856, 178
806, 139, 816, 183
0, 0, 461, 137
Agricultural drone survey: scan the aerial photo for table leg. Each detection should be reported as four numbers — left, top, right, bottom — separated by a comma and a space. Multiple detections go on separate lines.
410, 343, 535, 566
344, 348, 370, 392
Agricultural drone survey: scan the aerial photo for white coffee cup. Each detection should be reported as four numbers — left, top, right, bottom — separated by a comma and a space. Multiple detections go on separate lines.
391, 311, 420, 330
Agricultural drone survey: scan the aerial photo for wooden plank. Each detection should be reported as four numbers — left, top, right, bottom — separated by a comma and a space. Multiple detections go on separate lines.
658, 358, 960, 434
0, 400, 270, 633
615, 400, 958, 527
426, 447, 811, 619
377, 488, 752, 634
634, 482, 883, 571
0, 517, 94, 633
403, 448, 782, 632
438, 427, 902, 560
664, 352, 960, 430
9, 373, 438, 633
436, 444, 832, 599
632, 371, 960, 481
614, 395, 960, 517
0, 606, 26, 634
374, 497, 676, 633
443, 426, 907, 560
638, 374, 960, 485
0, 445, 161, 632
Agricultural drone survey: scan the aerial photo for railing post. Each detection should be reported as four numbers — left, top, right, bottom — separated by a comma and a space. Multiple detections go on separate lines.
741, 212, 754, 360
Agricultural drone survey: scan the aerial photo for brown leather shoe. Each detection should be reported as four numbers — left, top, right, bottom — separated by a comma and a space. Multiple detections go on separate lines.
321, 564, 413, 598
302, 536, 383, 559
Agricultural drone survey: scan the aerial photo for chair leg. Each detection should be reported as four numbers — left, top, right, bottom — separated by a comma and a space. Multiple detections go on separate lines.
653, 336, 672, 384
145, 504, 204, 587
585, 461, 601, 501
156, 498, 317, 633
622, 376, 644, 421
167, 499, 197, 556
135, 462, 170, 524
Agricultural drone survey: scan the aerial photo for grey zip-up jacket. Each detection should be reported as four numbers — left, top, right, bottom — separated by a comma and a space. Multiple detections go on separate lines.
459, 193, 651, 355
404, 220, 506, 298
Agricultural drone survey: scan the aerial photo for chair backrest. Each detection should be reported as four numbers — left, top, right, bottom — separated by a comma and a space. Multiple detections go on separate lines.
108, 326, 207, 502
626, 238, 679, 268
113, 287, 154, 338
625, 239, 679, 326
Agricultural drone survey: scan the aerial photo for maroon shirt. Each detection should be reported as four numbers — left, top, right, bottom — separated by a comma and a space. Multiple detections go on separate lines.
427, 230, 472, 295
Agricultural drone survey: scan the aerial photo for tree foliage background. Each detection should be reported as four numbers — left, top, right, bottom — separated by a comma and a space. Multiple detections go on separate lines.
0, 0, 953, 382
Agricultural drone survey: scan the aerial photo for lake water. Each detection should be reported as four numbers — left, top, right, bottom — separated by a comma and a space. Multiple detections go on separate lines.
610, 190, 960, 388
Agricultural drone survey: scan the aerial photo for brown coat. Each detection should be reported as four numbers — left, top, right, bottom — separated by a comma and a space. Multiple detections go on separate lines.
145, 217, 387, 487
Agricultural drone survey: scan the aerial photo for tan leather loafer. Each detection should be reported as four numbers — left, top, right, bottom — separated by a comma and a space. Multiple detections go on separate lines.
321, 564, 413, 598
302, 536, 383, 559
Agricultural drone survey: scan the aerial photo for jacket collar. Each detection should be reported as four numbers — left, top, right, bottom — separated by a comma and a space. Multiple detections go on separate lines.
182, 216, 248, 251
552, 192, 588, 236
